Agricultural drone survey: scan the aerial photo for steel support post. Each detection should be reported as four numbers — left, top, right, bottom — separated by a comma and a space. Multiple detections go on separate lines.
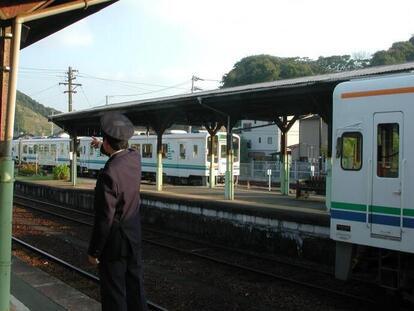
0, 159, 13, 311
0, 19, 21, 311
275, 116, 298, 196
156, 132, 163, 192
204, 122, 221, 189
225, 117, 234, 200
70, 136, 77, 186
280, 130, 289, 195
209, 143, 215, 188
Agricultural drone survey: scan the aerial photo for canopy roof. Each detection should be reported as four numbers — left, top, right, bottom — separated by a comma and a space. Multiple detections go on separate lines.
0, 0, 118, 49
49, 62, 414, 136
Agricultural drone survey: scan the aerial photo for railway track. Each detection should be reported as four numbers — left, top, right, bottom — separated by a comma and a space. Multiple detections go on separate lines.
13, 194, 382, 308
12, 236, 168, 311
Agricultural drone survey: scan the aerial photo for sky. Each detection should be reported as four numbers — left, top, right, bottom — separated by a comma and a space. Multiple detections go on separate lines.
17, 0, 414, 113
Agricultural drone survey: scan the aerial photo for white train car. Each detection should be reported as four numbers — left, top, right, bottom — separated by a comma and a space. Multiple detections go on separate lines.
14, 132, 240, 184
331, 73, 414, 290
78, 132, 240, 183
13, 137, 71, 168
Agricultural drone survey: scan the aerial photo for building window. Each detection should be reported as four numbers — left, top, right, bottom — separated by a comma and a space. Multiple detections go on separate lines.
142, 144, 153, 158
179, 144, 186, 159
341, 132, 362, 171
377, 123, 399, 178
258, 137, 262, 144
267, 137, 272, 144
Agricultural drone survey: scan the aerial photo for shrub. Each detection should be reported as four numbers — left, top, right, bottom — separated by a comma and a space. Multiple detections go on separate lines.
53, 164, 69, 180
18, 163, 38, 176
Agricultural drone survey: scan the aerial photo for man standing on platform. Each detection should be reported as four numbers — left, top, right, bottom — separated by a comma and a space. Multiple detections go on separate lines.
88, 112, 148, 311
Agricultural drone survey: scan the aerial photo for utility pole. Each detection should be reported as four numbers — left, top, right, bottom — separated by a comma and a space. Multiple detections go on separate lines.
60, 66, 81, 112
190, 75, 204, 133
191, 75, 204, 93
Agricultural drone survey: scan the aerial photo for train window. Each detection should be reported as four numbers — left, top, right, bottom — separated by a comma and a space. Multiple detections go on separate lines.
221, 145, 227, 158
207, 136, 218, 163
179, 144, 186, 159
28, 146, 33, 154
233, 136, 239, 162
44, 145, 49, 153
377, 123, 399, 178
23, 145, 28, 154
341, 132, 362, 171
83, 146, 86, 154
243, 122, 252, 132
131, 144, 141, 154
34, 145, 38, 154
162, 144, 168, 159
60, 143, 65, 154
142, 144, 152, 158
90, 146, 95, 156
193, 145, 198, 158
51, 144, 56, 153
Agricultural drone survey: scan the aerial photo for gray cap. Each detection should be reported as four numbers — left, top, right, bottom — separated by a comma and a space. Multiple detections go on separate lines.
100, 112, 134, 140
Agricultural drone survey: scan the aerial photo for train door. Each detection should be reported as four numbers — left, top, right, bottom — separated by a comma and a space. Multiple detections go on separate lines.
371, 112, 403, 239
177, 141, 187, 177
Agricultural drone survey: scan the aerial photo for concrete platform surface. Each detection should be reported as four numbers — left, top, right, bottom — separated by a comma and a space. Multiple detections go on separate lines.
11, 256, 100, 311
17, 177, 327, 214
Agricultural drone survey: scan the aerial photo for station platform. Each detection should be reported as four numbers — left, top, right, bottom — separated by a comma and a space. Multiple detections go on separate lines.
10, 256, 99, 311
16, 177, 328, 216
14, 177, 333, 265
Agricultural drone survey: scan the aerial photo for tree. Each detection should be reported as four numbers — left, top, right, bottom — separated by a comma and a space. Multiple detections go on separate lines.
222, 55, 281, 87
370, 38, 414, 66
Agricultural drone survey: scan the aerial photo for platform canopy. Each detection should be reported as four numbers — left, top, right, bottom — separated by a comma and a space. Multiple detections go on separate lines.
49, 62, 414, 136
0, 0, 118, 49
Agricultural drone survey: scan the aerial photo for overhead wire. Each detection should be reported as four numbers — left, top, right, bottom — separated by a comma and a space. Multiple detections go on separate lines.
79, 86, 92, 107
78, 72, 189, 91
28, 83, 60, 97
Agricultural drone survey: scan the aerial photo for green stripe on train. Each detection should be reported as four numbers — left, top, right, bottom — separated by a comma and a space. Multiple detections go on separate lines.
332, 201, 414, 217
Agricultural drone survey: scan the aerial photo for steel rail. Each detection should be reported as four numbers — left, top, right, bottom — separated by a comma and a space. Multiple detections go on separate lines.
14, 195, 377, 307
12, 237, 167, 311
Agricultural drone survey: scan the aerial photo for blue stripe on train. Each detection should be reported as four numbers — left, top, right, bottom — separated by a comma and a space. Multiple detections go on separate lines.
331, 209, 414, 229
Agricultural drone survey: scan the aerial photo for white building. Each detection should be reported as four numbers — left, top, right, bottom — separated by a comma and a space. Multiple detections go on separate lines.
238, 119, 299, 161
291, 115, 328, 162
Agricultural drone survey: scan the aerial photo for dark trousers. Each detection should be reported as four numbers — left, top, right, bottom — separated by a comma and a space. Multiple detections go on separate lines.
99, 255, 148, 311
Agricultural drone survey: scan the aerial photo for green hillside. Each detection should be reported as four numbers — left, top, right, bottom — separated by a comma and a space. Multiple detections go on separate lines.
14, 91, 61, 137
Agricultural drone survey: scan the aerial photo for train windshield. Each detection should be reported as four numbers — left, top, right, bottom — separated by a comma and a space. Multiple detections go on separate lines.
219, 136, 239, 162
207, 136, 218, 163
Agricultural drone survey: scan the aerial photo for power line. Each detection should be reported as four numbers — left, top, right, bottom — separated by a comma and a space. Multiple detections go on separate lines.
106, 80, 191, 99
28, 83, 59, 97
19, 66, 66, 73
79, 86, 91, 107
78, 72, 189, 91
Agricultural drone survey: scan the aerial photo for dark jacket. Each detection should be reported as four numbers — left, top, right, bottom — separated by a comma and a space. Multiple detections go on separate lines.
88, 149, 142, 261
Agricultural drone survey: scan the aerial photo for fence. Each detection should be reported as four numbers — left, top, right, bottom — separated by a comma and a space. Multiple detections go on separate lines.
239, 160, 326, 183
